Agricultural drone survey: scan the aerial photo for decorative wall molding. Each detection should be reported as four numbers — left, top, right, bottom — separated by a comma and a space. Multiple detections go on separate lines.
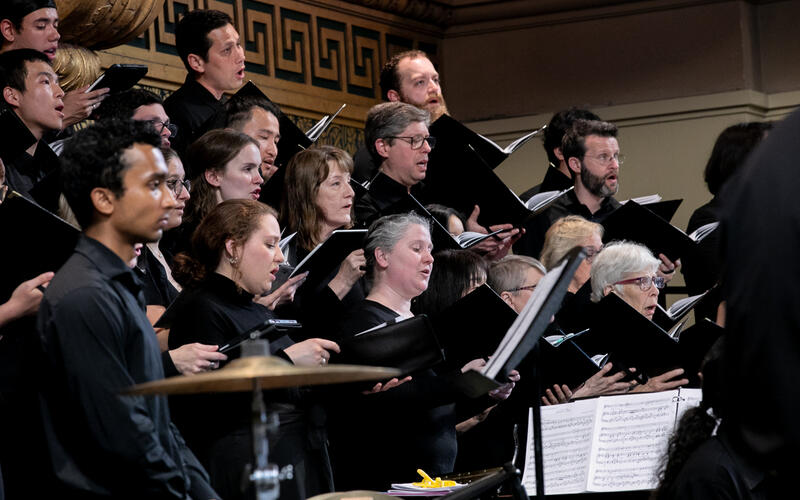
101, 0, 442, 134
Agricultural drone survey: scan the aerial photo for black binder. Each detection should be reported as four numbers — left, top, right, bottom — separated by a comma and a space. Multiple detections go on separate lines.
429, 284, 517, 368
332, 315, 444, 375
289, 229, 367, 288
0, 191, 80, 302
575, 293, 722, 387
602, 200, 700, 262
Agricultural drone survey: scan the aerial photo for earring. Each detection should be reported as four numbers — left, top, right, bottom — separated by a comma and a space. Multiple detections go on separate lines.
229, 257, 238, 265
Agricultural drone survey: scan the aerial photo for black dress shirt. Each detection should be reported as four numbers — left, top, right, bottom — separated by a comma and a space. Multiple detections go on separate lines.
515, 189, 621, 259
36, 235, 216, 499
164, 77, 225, 155
352, 144, 378, 184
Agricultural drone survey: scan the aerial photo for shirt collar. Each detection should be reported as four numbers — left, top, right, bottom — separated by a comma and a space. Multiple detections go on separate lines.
206, 272, 256, 304
74, 235, 143, 295
182, 76, 223, 105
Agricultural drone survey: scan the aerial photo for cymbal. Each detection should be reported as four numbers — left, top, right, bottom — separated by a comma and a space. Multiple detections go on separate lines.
126, 356, 401, 395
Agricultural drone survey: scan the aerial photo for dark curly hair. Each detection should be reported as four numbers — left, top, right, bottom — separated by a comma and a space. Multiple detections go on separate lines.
175, 9, 233, 75
95, 88, 163, 122
172, 199, 277, 287
60, 118, 161, 229
703, 122, 771, 196
561, 119, 618, 166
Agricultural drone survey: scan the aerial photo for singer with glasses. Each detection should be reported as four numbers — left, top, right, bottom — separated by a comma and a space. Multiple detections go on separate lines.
590, 241, 689, 393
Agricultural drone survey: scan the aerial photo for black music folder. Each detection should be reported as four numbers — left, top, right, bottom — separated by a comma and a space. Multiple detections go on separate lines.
538, 329, 603, 392
424, 136, 571, 228
331, 315, 444, 375
429, 284, 517, 369
0, 191, 80, 302
602, 200, 717, 262
429, 114, 545, 170
380, 189, 502, 252
289, 229, 367, 287
652, 284, 719, 331
575, 293, 722, 387
456, 246, 588, 396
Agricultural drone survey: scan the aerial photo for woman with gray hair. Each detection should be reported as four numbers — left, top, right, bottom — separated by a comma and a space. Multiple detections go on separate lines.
329, 213, 508, 491
589, 240, 662, 319
589, 240, 689, 393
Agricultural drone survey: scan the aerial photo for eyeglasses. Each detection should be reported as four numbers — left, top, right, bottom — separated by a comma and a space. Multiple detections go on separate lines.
614, 275, 665, 291
584, 245, 603, 263
385, 135, 436, 150
508, 284, 537, 293
147, 118, 178, 138
166, 178, 191, 196
584, 153, 624, 165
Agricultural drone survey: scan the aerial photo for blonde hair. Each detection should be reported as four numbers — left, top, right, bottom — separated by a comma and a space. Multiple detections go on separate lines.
540, 215, 603, 269
52, 44, 102, 93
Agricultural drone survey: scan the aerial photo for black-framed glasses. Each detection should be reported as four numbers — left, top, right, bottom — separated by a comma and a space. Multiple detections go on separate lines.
147, 118, 178, 138
166, 178, 190, 196
385, 135, 436, 150
614, 275, 665, 291
508, 284, 537, 293
584, 153, 624, 165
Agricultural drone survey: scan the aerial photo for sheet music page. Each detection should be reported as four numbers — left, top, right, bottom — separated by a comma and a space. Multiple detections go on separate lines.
586, 391, 679, 492
522, 400, 598, 495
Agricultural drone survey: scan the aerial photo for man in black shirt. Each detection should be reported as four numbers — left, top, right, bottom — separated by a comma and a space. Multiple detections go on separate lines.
0, 48, 63, 209
354, 101, 433, 228
36, 119, 217, 498
165, 9, 246, 154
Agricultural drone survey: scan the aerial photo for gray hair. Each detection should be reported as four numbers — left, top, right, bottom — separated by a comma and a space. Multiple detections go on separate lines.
365, 102, 430, 164
488, 255, 547, 295
364, 212, 431, 289
540, 215, 604, 270
590, 241, 659, 302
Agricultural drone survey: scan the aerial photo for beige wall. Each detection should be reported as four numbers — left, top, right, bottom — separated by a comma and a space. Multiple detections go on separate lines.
441, 0, 800, 292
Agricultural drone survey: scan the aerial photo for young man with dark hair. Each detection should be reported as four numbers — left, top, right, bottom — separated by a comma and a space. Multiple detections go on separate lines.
225, 94, 281, 180
165, 9, 245, 154
0, 0, 108, 128
519, 107, 602, 200
36, 119, 217, 499
354, 50, 448, 183
0, 48, 63, 208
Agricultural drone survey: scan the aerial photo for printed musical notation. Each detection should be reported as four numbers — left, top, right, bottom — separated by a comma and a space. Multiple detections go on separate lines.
522, 388, 702, 495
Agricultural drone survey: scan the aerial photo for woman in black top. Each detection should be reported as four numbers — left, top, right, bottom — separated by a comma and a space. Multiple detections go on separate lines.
328, 214, 513, 491
279, 146, 366, 337
168, 199, 339, 500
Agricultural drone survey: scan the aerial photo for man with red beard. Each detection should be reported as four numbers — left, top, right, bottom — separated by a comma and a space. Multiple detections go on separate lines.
515, 119, 624, 259
353, 50, 447, 183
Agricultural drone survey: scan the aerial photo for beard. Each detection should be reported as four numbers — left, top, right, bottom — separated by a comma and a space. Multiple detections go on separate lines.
580, 162, 619, 198
401, 91, 448, 121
